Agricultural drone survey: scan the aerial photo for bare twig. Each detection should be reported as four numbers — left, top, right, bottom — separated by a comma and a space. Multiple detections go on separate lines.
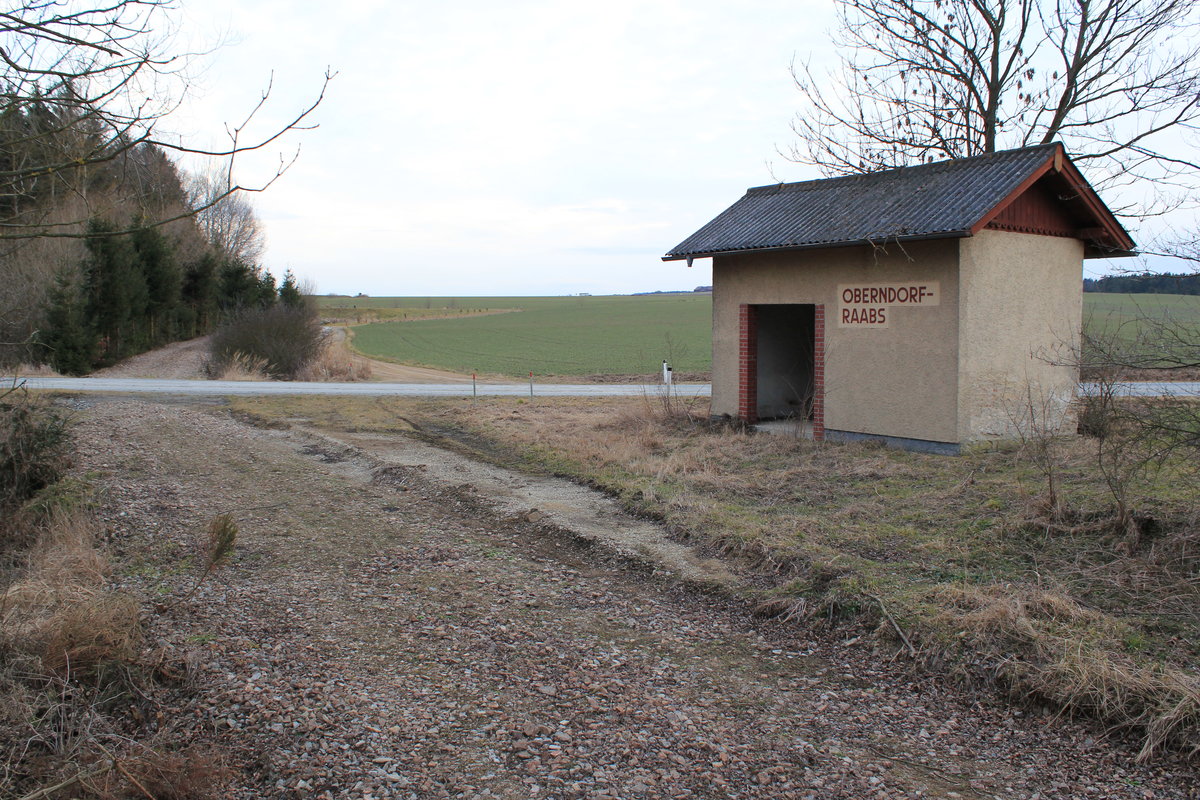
871, 593, 918, 658
15, 762, 114, 800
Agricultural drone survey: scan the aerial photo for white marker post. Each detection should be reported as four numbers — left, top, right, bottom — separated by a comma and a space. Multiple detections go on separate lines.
662, 360, 673, 387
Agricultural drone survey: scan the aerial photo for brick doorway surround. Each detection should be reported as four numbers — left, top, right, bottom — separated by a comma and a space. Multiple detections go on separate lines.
737, 303, 824, 441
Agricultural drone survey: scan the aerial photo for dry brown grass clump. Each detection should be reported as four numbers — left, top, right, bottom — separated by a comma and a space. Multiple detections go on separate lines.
9, 362, 63, 377
0, 507, 228, 798
1038, 652, 1200, 762
296, 338, 373, 381
933, 584, 1200, 759
2, 511, 109, 638
206, 351, 271, 381
2, 509, 143, 677
39, 593, 143, 676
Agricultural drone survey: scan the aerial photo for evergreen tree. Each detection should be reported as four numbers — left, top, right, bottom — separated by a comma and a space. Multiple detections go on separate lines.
83, 219, 146, 364
180, 252, 220, 337
257, 269, 278, 308
279, 269, 304, 308
218, 259, 276, 312
40, 270, 96, 375
132, 224, 181, 345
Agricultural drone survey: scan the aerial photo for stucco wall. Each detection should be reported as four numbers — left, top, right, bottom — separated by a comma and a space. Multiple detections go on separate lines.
712, 242, 961, 443
957, 230, 1083, 441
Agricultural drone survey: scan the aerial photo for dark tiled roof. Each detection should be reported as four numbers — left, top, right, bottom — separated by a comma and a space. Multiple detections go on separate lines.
664, 144, 1128, 260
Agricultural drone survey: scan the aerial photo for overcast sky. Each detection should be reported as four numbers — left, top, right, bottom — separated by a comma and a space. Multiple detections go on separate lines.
170, 0, 1143, 296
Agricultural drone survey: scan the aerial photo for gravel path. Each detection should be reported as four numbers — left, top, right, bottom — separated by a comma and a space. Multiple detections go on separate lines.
84, 329, 477, 384
70, 398, 1197, 799
89, 336, 212, 379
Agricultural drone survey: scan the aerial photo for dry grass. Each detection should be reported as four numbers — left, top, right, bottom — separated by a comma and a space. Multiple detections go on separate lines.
1, 511, 106, 619
932, 584, 1200, 759
206, 351, 271, 381
1, 503, 226, 798
207, 333, 372, 382
0, 388, 70, 516
296, 337, 373, 382
39, 593, 143, 675
82, 743, 231, 800
2, 509, 141, 678
8, 362, 63, 377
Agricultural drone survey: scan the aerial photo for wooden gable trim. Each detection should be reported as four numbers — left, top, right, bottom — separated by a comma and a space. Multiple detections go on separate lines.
1053, 154, 1137, 253
985, 180, 1079, 238
970, 143, 1135, 253
969, 145, 1057, 235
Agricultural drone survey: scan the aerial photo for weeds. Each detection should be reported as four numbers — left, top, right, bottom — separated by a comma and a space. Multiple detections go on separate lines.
0, 385, 70, 518
40, 593, 143, 676
207, 351, 270, 381
1, 485, 227, 797
296, 334, 373, 381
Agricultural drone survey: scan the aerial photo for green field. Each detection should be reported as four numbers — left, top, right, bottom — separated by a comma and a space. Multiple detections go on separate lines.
326, 292, 1197, 378
330, 294, 712, 377
1083, 292, 1200, 333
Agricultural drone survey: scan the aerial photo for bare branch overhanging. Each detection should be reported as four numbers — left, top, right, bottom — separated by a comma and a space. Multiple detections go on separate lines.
788, 0, 1200, 237
0, 1, 332, 240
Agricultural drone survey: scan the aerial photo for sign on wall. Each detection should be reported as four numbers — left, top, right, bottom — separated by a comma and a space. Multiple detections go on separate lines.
838, 282, 940, 327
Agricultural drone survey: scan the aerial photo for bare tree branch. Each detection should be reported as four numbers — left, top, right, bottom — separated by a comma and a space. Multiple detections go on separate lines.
788, 0, 1200, 226
0, 1, 333, 241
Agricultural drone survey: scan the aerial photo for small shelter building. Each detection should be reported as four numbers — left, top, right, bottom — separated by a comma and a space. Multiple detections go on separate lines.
664, 143, 1134, 454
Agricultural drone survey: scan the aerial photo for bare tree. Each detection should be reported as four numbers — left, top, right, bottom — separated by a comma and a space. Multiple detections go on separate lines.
0, 0, 331, 241
789, 0, 1200, 220
186, 165, 266, 265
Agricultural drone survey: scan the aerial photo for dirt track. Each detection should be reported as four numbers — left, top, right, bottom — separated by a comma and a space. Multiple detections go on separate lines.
66, 396, 1197, 799
89, 331, 474, 384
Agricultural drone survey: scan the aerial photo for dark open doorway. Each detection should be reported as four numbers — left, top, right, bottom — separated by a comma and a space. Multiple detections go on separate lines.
754, 304, 816, 421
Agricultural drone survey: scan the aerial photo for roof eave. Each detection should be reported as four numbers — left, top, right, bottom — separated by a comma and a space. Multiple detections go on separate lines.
662, 230, 971, 262
1084, 244, 1138, 259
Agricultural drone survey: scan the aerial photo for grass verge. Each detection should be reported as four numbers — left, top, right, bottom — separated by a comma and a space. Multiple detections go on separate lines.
1, 394, 227, 799
227, 392, 1200, 762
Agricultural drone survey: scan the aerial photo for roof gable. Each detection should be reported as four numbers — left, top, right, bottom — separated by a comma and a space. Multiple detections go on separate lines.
663, 144, 1135, 262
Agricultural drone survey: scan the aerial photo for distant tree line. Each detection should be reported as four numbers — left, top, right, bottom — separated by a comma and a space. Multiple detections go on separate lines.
1084, 273, 1200, 295
0, 88, 303, 374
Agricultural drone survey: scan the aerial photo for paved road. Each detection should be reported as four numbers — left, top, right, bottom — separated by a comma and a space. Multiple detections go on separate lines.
1089, 381, 1200, 397
9, 376, 712, 397
8, 376, 1198, 398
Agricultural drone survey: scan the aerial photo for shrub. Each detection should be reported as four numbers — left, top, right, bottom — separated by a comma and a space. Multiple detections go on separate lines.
0, 385, 70, 514
208, 303, 325, 379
